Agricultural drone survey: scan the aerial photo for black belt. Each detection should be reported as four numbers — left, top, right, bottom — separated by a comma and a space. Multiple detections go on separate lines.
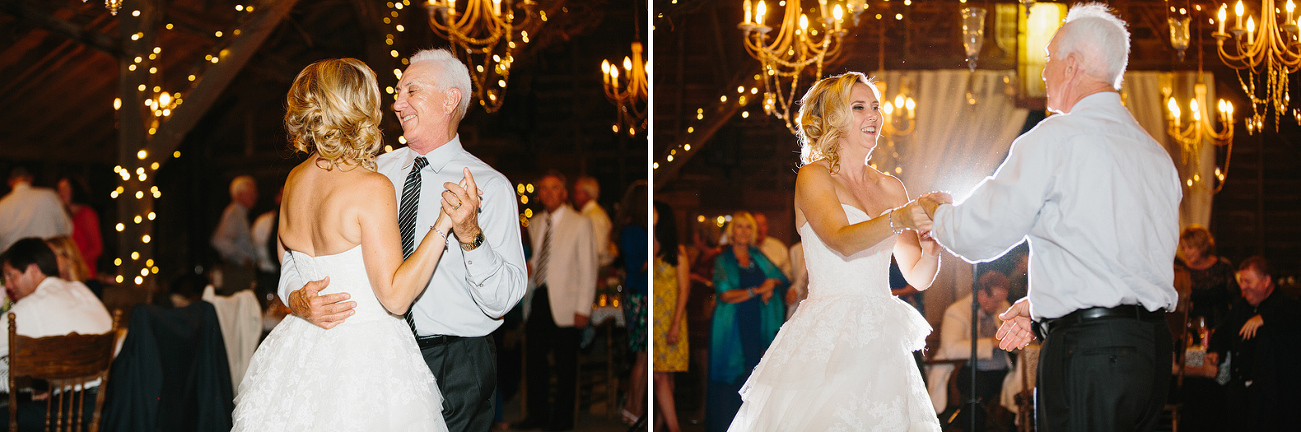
1034, 304, 1165, 339
416, 334, 463, 349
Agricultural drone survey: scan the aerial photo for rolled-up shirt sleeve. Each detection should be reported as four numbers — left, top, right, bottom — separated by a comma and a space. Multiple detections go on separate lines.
276, 250, 302, 301
933, 134, 1056, 262
459, 175, 528, 318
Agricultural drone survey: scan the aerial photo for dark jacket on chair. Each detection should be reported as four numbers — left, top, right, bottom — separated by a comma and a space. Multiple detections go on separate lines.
100, 302, 234, 432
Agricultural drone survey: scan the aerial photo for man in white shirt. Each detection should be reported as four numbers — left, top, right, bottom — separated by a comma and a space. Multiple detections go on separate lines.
211, 175, 259, 267
517, 172, 597, 432
900, 4, 1181, 431
0, 237, 113, 393
927, 271, 1012, 429
573, 176, 615, 267
0, 168, 72, 253
211, 175, 259, 294
279, 48, 528, 432
752, 213, 791, 278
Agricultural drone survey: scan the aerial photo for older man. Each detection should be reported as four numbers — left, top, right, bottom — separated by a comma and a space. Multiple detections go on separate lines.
573, 176, 615, 268
0, 167, 72, 253
1207, 257, 1301, 430
211, 175, 259, 293
516, 172, 597, 432
900, 4, 1182, 431
279, 48, 527, 432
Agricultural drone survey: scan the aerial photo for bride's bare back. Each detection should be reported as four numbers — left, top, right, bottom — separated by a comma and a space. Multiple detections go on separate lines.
279, 156, 396, 257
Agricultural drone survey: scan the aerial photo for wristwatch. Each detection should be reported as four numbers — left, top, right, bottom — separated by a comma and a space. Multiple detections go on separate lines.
460, 232, 485, 251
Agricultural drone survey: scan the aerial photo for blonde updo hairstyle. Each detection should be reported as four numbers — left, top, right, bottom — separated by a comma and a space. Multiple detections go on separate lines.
284, 58, 384, 171
797, 72, 878, 174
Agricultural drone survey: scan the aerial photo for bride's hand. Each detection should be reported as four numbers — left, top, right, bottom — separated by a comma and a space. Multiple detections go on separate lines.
894, 201, 933, 232
918, 230, 943, 257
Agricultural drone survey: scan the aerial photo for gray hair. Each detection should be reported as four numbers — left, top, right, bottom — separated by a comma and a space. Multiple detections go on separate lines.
408, 48, 473, 121
230, 175, 256, 198
1058, 3, 1130, 90
575, 176, 600, 200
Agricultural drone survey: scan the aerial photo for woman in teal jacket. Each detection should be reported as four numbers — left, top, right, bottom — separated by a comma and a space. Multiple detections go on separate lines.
705, 211, 789, 431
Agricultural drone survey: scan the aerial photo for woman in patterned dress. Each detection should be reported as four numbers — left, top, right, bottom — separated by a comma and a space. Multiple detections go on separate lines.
653, 200, 690, 432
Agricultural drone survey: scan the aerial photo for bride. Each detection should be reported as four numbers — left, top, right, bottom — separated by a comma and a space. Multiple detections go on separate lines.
232, 58, 455, 431
728, 72, 942, 431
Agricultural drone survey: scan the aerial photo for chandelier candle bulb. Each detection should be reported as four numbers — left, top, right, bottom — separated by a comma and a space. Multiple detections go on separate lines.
745, 0, 752, 24
1237, 0, 1244, 29
757, 0, 767, 25
1220, 5, 1227, 33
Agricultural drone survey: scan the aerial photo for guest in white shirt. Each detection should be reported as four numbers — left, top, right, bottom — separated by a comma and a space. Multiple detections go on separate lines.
898, 4, 1181, 431
0, 237, 113, 393
0, 168, 72, 253
211, 175, 260, 268
752, 213, 791, 279
927, 270, 1012, 429
573, 176, 616, 268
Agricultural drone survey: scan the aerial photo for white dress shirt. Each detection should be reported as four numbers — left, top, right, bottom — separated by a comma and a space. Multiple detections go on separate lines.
278, 136, 528, 337
211, 203, 258, 266
578, 200, 616, 267
0, 182, 73, 253
926, 295, 1012, 412
250, 210, 278, 273
932, 92, 1182, 320
0, 277, 113, 392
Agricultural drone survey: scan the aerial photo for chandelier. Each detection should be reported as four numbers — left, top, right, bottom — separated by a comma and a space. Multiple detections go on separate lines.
82, 0, 123, 15
1212, 0, 1301, 132
1164, 82, 1235, 191
424, 0, 542, 113
738, 0, 860, 134
879, 82, 916, 136
960, 7, 987, 72
601, 42, 648, 136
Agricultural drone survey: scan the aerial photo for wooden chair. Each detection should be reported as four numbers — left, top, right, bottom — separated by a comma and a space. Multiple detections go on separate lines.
8, 310, 121, 432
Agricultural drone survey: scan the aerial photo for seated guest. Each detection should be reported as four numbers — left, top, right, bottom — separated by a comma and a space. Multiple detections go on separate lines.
1206, 256, 1301, 431
928, 270, 1012, 431
44, 236, 103, 298
0, 237, 113, 428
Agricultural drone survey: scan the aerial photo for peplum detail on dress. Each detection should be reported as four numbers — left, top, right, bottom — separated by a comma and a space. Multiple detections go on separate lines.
729, 205, 939, 432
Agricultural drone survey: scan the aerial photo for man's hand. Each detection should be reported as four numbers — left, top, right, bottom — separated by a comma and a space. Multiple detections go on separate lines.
996, 298, 1036, 351
895, 200, 933, 232
1240, 314, 1265, 340
442, 167, 483, 241
918, 191, 953, 220
574, 313, 590, 329
286, 276, 356, 329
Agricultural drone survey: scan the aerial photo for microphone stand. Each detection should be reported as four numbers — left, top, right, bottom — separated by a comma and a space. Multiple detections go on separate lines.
968, 262, 989, 432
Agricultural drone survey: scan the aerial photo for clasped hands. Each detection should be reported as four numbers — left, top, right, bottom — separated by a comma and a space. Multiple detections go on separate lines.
289, 167, 484, 330
892, 191, 952, 234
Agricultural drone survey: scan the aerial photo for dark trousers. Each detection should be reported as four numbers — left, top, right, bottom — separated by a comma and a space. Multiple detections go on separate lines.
419, 334, 497, 432
1037, 317, 1171, 432
955, 366, 1009, 432
524, 285, 579, 430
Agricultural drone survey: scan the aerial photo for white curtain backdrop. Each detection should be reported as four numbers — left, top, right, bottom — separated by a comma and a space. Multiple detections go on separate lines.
855, 69, 1214, 325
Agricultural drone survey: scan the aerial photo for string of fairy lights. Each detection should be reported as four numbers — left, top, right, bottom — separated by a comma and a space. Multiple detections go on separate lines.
652, 8, 912, 173
109, 3, 264, 286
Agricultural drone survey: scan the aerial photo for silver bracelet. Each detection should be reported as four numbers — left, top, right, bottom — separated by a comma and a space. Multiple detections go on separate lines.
888, 209, 905, 235
431, 227, 450, 242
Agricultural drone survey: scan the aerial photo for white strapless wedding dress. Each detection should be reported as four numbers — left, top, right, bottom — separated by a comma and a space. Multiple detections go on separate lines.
232, 245, 448, 431
729, 205, 940, 432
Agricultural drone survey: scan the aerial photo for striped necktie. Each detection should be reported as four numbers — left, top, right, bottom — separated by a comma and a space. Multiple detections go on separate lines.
532, 217, 553, 288
398, 156, 427, 338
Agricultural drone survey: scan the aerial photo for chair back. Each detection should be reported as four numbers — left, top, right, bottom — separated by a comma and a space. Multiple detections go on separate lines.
8, 310, 121, 432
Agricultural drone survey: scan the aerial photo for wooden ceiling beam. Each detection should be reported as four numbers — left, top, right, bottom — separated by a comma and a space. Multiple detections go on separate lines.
0, 0, 121, 56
